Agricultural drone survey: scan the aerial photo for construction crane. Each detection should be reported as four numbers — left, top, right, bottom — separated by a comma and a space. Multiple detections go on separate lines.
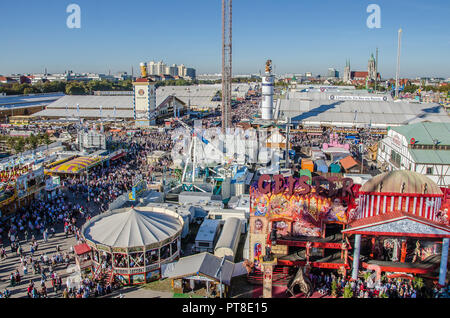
221, 0, 232, 132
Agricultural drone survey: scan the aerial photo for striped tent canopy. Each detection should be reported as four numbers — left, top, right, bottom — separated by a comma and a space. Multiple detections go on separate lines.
46, 156, 103, 174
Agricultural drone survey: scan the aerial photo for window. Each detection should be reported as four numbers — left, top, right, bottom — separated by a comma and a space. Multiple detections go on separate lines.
214, 215, 222, 220
390, 150, 401, 168
171, 240, 178, 255
198, 242, 210, 247
160, 244, 170, 260
426, 167, 433, 175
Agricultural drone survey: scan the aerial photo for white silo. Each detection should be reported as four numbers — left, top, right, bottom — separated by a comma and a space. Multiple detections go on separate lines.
261, 59, 274, 120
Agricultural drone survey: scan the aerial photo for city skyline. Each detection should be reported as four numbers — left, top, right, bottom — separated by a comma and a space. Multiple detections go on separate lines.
0, 0, 449, 78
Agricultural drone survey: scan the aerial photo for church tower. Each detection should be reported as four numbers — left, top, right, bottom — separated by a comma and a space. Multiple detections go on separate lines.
368, 53, 377, 81
343, 59, 351, 83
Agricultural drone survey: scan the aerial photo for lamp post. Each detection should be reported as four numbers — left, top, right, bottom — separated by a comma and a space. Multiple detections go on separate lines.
215, 256, 226, 298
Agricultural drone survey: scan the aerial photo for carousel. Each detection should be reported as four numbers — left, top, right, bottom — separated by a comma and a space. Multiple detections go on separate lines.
81, 206, 184, 285
344, 170, 450, 286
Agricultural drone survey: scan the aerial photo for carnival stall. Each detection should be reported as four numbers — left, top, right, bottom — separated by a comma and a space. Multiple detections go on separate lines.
81, 206, 183, 286
248, 173, 358, 277
74, 243, 93, 273
45, 156, 105, 175
343, 170, 450, 286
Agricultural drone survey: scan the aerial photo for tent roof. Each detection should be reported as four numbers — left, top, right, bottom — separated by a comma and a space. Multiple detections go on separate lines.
165, 252, 235, 285
339, 155, 359, 170
360, 170, 442, 195
46, 156, 104, 174
74, 243, 91, 255
83, 207, 182, 248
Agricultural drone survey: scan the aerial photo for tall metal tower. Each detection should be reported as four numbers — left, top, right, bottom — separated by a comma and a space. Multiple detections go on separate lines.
395, 28, 402, 99
221, 0, 232, 132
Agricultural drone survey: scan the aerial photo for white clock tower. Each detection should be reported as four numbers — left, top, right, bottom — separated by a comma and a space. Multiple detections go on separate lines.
133, 78, 156, 126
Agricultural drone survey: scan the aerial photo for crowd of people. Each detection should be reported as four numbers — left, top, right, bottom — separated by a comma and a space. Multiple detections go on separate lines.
0, 106, 448, 299
305, 269, 449, 298
0, 128, 180, 298
62, 276, 117, 298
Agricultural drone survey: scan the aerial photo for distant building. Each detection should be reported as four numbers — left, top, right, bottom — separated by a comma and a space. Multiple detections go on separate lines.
178, 64, 187, 77
343, 60, 351, 83
146, 61, 195, 79
166, 65, 179, 77
0, 76, 17, 84
78, 130, 107, 151
327, 68, 339, 79
185, 68, 196, 80
344, 54, 381, 85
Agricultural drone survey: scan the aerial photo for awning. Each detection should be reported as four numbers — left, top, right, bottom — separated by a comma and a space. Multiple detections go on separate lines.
45, 156, 104, 174
315, 159, 328, 173
339, 155, 359, 171
110, 150, 127, 161
74, 243, 92, 256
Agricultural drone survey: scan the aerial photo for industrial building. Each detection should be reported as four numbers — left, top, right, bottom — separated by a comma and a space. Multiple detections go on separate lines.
0, 93, 65, 121
32, 93, 186, 123
377, 122, 450, 187
30, 81, 254, 122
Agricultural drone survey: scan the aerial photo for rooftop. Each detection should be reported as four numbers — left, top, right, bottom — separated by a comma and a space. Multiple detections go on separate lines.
195, 219, 220, 242
391, 122, 450, 146
278, 91, 449, 127
359, 170, 443, 195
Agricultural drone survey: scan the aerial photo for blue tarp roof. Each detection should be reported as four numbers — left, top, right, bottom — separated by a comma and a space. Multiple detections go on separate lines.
315, 159, 328, 173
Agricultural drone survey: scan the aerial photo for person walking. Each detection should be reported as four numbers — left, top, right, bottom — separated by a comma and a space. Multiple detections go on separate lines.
43, 228, 48, 242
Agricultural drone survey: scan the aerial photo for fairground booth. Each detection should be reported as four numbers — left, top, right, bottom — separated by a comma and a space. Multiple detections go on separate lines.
166, 252, 235, 297
0, 165, 46, 215
45, 156, 106, 175
248, 173, 360, 286
343, 171, 450, 287
81, 206, 183, 286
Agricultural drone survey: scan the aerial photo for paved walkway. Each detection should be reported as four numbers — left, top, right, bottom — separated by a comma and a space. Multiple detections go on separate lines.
0, 182, 182, 298
0, 230, 78, 298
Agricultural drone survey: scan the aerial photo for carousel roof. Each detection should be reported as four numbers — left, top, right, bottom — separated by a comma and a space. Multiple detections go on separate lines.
83, 207, 182, 248
359, 170, 443, 195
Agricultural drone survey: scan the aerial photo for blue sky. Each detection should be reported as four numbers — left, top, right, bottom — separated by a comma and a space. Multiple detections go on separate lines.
0, 0, 449, 78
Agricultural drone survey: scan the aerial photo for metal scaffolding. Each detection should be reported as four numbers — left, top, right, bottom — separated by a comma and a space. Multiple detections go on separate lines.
221, 0, 232, 132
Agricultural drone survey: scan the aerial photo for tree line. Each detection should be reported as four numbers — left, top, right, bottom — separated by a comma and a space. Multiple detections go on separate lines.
0, 77, 264, 96
0, 133, 51, 154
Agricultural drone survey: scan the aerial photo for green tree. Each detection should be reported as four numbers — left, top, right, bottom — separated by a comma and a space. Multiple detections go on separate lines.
23, 87, 34, 95
43, 133, 52, 147
6, 137, 16, 152
29, 133, 39, 149
65, 82, 87, 95
13, 138, 25, 154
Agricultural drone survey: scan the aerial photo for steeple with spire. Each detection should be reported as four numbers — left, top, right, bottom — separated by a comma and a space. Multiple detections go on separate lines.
368, 53, 377, 80
343, 58, 351, 83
